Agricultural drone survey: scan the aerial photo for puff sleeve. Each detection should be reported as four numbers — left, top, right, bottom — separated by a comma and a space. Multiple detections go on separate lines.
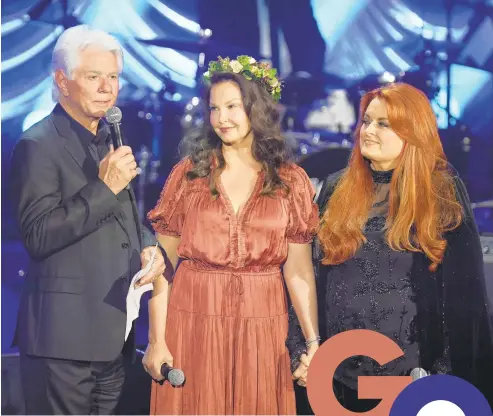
285, 165, 319, 244
147, 158, 190, 237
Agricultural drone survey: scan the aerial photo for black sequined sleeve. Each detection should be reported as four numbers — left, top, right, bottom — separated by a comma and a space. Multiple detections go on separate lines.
286, 302, 308, 372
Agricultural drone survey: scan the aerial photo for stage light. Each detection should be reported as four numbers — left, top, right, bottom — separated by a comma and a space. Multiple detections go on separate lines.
378, 71, 396, 84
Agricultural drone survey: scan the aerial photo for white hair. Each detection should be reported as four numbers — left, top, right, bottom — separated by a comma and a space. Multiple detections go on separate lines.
51, 25, 124, 101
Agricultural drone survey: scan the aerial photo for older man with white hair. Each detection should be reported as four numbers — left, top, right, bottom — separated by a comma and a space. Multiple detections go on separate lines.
9, 25, 166, 414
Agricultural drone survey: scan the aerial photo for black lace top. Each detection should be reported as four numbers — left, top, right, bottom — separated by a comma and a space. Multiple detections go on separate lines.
320, 168, 420, 389
286, 167, 493, 404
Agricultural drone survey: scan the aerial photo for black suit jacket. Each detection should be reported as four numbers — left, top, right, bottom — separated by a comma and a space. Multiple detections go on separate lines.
10, 105, 156, 362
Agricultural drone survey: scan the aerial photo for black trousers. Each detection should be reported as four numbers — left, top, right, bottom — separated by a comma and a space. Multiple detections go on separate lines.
20, 352, 125, 415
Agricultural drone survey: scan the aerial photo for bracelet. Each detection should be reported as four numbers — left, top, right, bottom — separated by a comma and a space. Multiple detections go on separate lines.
305, 336, 321, 348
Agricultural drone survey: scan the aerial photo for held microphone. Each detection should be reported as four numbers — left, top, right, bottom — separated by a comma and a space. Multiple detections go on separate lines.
105, 106, 129, 190
410, 367, 429, 381
160, 363, 186, 387
105, 106, 124, 149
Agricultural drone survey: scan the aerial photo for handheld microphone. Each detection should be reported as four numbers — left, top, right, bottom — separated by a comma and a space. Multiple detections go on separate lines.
105, 106, 129, 190
105, 106, 123, 149
160, 363, 186, 387
410, 367, 429, 381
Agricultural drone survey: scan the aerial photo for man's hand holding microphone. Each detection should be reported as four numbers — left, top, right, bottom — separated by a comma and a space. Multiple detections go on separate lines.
100, 105, 137, 195
98, 145, 137, 194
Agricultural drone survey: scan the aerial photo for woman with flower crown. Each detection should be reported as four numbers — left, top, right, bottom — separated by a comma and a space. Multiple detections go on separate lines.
142, 55, 320, 415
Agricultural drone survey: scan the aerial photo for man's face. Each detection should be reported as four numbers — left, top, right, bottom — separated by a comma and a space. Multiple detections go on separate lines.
58, 46, 120, 122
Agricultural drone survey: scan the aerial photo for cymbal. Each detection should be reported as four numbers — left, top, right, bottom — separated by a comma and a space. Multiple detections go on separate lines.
321, 72, 353, 89
471, 200, 493, 209
402, 0, 481, 26
136, 37, 266, 59
384, 37, 493, 72
136, 38, 209, 54
283, 71, 351, 90
383, 37, 461, 55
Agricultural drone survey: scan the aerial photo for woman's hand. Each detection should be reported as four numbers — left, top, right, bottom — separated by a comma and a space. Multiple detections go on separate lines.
142, 341, 174, 382
292, 343, 319, 387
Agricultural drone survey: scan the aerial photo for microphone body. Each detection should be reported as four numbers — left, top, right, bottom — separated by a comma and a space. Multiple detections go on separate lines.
160, 363, 186, 387
105, 107, 130, 190
109, 122, 124, 149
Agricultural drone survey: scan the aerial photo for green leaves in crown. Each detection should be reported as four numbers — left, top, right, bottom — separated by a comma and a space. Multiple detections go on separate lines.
203, 55, 282, 102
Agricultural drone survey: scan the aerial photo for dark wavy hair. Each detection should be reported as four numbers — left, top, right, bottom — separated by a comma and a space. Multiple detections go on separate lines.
182, 71, 291, 196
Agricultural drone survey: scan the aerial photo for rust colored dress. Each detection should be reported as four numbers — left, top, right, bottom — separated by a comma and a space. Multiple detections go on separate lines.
147, 158, 318, 415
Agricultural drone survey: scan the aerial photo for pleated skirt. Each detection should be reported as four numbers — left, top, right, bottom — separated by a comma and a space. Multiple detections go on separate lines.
150, 260, 296, 415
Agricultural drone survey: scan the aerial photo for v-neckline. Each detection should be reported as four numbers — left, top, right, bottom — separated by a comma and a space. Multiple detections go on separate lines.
217, 171, 263, 219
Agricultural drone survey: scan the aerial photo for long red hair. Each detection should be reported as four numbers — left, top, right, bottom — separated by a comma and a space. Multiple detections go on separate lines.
318, 83, 463, 270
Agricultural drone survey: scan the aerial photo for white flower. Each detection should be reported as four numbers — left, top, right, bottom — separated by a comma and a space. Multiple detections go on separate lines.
203, 71, 210, 78
249, 57, 256, 64
270, 79, 279, 88
230, 60, 243, 73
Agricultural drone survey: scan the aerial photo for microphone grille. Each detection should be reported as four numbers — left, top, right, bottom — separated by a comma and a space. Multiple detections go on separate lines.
167, 368, 185, 387
105, 106, 122, 123
410, 367, 429, 381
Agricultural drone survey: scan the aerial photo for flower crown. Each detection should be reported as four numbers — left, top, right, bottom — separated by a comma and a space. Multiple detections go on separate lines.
202, 55, 282, 102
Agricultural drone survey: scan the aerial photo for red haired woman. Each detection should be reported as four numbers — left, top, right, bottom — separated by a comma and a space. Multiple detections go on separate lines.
287, 82, 493, 411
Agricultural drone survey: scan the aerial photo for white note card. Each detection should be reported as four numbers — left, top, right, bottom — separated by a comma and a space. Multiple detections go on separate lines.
125, 244, 157, 341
